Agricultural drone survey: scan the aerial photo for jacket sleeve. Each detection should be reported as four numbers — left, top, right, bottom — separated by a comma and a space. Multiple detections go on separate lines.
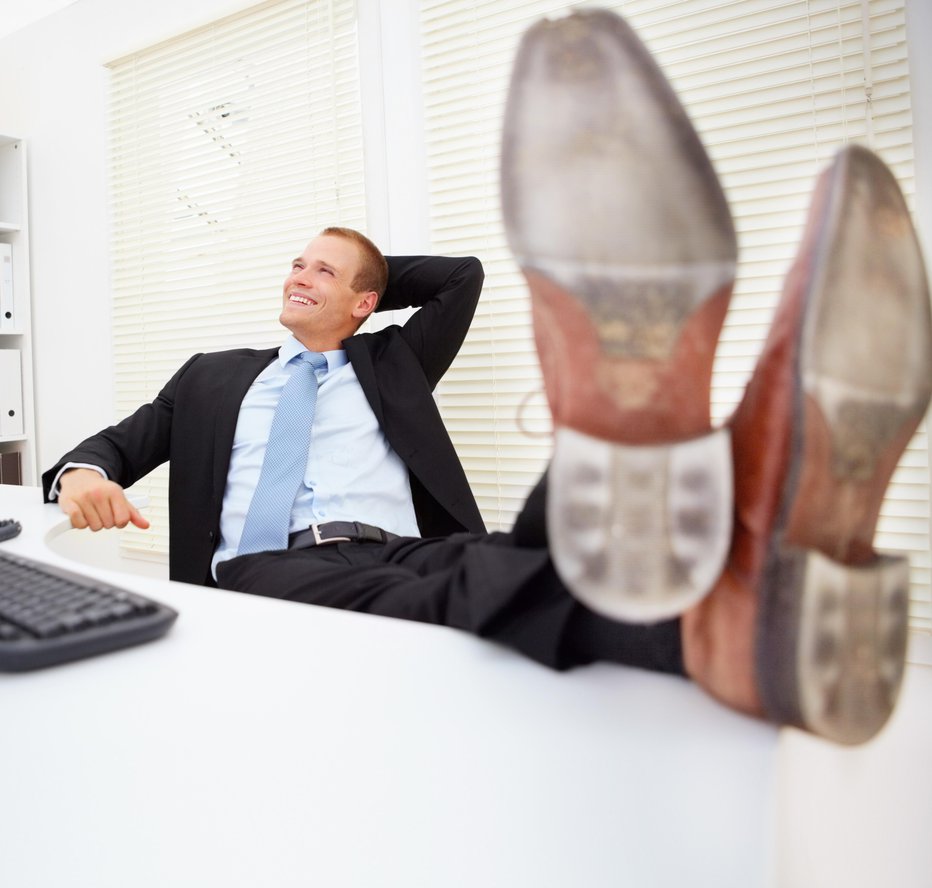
42, 354, 202, 502
379, 254, 484, 390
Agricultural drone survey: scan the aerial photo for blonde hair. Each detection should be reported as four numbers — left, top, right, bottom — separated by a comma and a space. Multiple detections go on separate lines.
320, 226, 388, 299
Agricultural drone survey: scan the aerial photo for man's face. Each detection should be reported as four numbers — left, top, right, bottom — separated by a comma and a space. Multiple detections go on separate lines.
279, 235, 375, 350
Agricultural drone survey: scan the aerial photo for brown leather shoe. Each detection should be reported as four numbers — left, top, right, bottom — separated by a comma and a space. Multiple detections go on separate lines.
501, 9, 736, 621
683, 144, 932, 744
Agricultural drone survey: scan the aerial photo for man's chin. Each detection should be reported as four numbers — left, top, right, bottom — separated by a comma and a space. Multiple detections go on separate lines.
280, 308, 313, 331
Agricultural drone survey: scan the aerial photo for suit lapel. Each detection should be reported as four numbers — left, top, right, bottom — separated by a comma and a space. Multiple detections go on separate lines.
345, 332, 479, 532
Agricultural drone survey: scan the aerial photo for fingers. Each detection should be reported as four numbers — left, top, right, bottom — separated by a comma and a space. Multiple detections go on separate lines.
128, 503, 151, 530
105, 492, 150, 531
57, 472, 150, 532
60, 497, 92, 530
61, 486, 118, 530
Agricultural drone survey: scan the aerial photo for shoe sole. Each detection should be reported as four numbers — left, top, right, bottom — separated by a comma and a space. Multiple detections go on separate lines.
757, 145, 932, 744
501, 10, 737, 620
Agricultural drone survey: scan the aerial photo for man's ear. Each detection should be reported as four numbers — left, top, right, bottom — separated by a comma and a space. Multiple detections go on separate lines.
352, 290, 379, 320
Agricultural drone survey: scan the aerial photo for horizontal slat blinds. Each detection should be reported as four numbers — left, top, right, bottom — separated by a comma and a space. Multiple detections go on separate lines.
420, 0, 930, 628
108, 0, 366, 560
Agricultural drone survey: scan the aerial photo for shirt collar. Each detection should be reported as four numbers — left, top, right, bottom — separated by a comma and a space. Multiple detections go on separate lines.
278, 335, 348, 372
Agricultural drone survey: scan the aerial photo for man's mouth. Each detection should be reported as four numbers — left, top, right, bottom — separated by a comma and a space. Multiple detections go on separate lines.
288, 292, 317, 307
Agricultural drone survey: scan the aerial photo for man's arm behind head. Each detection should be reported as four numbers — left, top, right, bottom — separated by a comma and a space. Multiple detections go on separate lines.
377, 255, 485, 389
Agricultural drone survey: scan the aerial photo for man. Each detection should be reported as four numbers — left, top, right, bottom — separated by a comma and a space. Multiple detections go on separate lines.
46, 9, 932, 746
47, 222, 683, 677
46, 231, 487, 584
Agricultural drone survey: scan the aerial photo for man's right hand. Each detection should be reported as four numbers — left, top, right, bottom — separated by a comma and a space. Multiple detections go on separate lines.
57, 468, 151, 531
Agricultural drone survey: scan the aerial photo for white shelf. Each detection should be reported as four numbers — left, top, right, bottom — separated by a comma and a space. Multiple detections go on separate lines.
0, 134, 36, 486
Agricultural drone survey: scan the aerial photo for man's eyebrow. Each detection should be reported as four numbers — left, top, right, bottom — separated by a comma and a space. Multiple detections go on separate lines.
292, 256, 342, 274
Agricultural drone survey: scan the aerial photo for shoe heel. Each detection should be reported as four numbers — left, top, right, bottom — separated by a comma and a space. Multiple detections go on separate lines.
548, 426, 732, 622
759, 547, 910, 745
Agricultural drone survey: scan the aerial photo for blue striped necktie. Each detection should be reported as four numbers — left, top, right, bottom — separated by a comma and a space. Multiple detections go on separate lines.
237, 351, 327, 555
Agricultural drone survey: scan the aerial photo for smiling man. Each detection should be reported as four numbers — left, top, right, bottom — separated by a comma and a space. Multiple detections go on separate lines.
280, 228, 384, 352
43, 219, 689, 693
46, 228, 487, 584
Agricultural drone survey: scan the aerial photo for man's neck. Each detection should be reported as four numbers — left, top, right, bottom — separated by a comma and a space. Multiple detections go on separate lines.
292, 332, 352, 352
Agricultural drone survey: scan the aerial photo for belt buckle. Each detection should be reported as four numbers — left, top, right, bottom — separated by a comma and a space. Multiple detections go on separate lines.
310, 523, 352, 546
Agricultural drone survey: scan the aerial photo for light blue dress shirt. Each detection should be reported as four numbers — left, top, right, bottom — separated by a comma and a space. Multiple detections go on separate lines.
210, 335, 420, 575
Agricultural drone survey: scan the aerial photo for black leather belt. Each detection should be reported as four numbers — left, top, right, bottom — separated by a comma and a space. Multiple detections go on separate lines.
288, 521, 399, 549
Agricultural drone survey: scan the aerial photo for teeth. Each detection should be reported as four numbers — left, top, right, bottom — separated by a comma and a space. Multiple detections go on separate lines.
290, 294, 313, 306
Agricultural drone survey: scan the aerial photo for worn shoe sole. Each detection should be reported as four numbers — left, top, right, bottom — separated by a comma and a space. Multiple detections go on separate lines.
757, 145, 932, 744
501, 9, 737, 621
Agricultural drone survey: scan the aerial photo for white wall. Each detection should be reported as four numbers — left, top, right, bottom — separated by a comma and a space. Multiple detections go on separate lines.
0, 0, 930, 475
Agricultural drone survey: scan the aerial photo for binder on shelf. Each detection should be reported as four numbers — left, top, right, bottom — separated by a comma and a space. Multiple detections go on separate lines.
0, 450, 22, 485
0, 242, 13, 330
0, 348, 24, 437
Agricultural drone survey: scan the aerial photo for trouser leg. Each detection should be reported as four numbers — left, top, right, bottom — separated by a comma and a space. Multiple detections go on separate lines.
217, 481, 684, 675
507, 476, 684, 673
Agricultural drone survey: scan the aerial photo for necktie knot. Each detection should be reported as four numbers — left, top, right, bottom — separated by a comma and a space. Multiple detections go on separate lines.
298, 351, 328, 372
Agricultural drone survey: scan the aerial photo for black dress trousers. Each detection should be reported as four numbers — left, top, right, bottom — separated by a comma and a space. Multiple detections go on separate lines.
216, 476, 685, 677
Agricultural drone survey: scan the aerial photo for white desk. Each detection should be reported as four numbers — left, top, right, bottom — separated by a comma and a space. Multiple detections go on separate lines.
0, 485, 929, 887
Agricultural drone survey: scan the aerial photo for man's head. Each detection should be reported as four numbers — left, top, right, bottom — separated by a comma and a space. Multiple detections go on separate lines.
279, 227, 388, 351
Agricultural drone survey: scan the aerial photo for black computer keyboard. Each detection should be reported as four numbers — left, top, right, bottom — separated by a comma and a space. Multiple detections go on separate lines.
0, 548, 178, 672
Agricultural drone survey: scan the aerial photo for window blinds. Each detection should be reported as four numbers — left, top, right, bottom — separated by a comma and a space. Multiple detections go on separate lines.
419, 0, 930, 628
105, 0, 929, 631
107, 0, 366, 561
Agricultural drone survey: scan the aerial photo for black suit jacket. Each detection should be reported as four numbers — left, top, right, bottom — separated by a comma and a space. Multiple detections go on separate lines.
44, 255, 487, 585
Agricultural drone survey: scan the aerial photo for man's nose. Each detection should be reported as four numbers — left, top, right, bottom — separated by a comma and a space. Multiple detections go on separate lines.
291, 267, 312, 287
